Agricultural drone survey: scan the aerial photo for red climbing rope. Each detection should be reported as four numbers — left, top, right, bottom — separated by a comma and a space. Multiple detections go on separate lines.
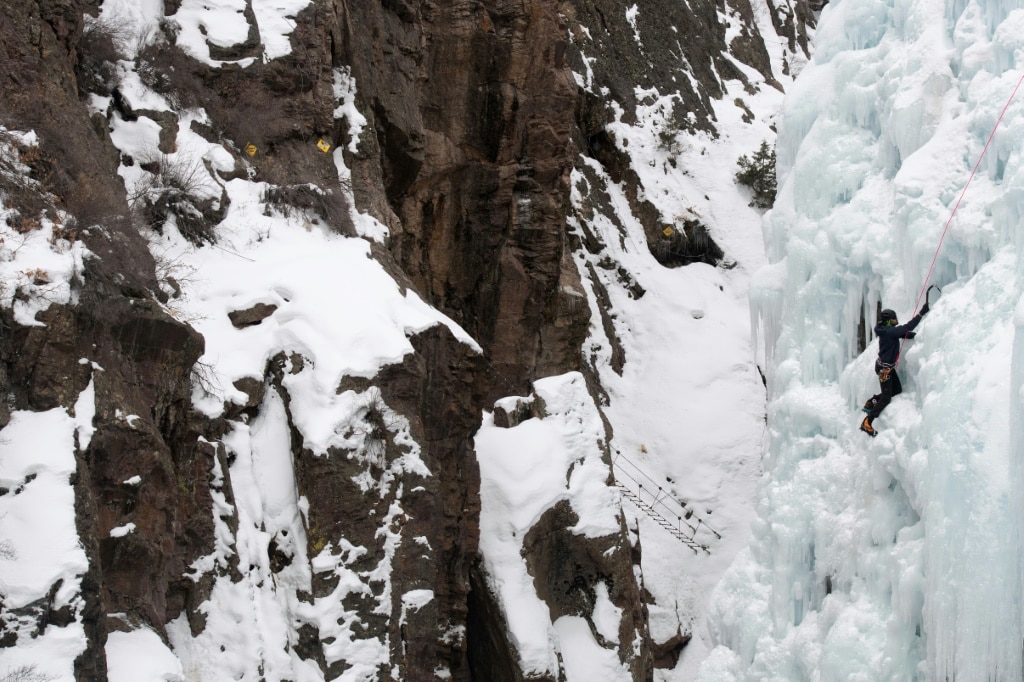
895, 71, 1024, 368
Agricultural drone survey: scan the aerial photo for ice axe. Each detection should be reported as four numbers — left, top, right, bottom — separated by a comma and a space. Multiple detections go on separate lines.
917, 284, 940, 317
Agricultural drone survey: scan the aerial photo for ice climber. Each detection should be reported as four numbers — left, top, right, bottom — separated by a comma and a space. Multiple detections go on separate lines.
859, 300, 930, 437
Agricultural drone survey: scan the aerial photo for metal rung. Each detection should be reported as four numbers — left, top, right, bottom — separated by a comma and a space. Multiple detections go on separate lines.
616, 484, 709, 554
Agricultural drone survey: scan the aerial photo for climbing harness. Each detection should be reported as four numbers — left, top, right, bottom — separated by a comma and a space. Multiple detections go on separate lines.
895, 71, 1024, 369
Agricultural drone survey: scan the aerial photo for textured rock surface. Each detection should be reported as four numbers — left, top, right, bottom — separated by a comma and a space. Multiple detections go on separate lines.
286, 326, 485, 678
341, 0, 591, 402
0, 2, 498, 678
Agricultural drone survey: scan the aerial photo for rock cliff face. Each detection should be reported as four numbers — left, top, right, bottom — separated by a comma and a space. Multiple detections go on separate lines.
341, 1, 589, 400
0, 2, 207, 679
0, 0, 809, 679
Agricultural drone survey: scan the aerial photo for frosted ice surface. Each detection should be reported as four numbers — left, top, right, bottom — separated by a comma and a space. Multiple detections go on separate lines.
702, 0, 1024, 679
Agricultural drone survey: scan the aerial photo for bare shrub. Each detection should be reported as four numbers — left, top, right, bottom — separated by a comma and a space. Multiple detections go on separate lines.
149, 243, 206, 321
77, 15, 132, 96
0, 665, 56, 682
130, 154, 227, 245
191, 360, 220, 401
151, 243, 195, 298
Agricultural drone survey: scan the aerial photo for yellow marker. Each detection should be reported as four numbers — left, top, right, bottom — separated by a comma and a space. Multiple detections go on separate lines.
662, 226, 674, 237
245, 143, 258, 157
317, 139, 331, 153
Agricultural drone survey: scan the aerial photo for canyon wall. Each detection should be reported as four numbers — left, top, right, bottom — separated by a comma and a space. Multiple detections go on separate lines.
0, 0, 810, 678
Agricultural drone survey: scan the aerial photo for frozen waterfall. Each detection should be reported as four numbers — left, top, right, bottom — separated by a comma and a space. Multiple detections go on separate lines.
702, 0, 1024, 679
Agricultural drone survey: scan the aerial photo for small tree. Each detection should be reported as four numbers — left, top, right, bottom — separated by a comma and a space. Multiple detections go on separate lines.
735, 140, 777, 209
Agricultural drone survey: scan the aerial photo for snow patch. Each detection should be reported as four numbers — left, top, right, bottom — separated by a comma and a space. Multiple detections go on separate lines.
107, 627, 184, 682
0, 409, 88, 680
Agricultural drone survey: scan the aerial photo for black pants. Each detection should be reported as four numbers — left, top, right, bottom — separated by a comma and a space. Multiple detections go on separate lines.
868, 364, 902, 420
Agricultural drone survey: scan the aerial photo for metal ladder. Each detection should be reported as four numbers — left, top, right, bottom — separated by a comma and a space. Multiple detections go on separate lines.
612, 452, 721, 555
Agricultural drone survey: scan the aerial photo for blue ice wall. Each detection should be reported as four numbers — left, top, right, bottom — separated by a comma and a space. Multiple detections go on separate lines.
704, 0, 1024, 679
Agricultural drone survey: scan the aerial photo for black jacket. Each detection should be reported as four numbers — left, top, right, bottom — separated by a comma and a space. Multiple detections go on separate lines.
875, 314, 922, 366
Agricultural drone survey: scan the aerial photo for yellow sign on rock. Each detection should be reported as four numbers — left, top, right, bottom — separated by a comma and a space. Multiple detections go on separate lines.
317, 139, 332, 153
245, 143, 258, 157
662, 226, 674, 237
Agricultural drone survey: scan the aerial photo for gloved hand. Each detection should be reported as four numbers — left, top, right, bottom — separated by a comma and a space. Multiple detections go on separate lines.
920, 301, 930, 316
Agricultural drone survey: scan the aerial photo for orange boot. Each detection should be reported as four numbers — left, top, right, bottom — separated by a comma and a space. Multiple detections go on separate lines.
859, 416, 877, 437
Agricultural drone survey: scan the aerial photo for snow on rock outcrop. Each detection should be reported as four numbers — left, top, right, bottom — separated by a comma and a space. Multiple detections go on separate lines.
0, 130, 91, 327
703, 0, 1024, 679
476, 372, 633, 679
2, 0, 485, 678
107, 627, 184, 682
89, 11, 484, 679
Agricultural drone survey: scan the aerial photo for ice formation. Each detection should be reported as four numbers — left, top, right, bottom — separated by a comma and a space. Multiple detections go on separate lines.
703, 0, 1024, 679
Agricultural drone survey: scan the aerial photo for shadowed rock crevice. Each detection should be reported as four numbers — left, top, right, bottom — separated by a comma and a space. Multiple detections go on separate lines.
466, 561, 521, 682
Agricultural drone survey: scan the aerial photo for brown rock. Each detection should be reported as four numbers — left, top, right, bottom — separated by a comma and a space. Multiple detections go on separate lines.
343, 0, 589, 402
227, 302, 278, 328
288, 325, 485, 680
492, 396, 534, 428
0, 0, 812, 678
229, 376, 266, 415
652, 629, 692, 669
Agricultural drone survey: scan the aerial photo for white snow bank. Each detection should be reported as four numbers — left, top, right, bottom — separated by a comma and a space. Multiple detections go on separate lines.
106, 111, 479, 452
107, 627, 184, 682
555, 615, 631, 680
100, 0, 312, 66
